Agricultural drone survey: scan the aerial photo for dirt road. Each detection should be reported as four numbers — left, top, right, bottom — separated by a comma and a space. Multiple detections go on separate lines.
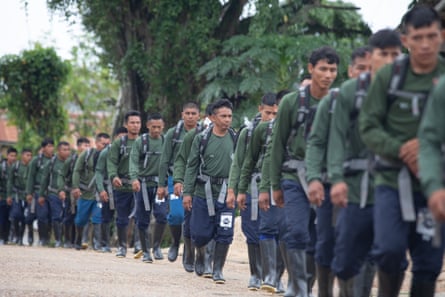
1, 218, 445, 296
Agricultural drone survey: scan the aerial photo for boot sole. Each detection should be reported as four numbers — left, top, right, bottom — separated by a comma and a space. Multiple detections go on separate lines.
213, 279, 225, 284
260, 285, 276, 293
134, 251, 143, 259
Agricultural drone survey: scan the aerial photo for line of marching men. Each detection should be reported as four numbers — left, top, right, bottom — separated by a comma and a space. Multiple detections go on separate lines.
2, 4, 445, 297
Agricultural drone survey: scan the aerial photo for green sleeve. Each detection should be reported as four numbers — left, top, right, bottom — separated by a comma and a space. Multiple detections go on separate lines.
419, 76, 445, 198
359, 66, 402, 158
270, 93, 294, 190
173, 129, 195, 184
95, 149, 107, 193
107, 138, 121, 181
326, 81, 356, 184
259, 142, 272, 193
228, 128, 248, 191
6, 164, 13, 198
26, 158, 37, 195
238, 123, 266, 194
158, 128, 174, 187
305, 94, 331, 183
183, 134, 201, 197
72, 151, 86, 189
39, 163, 50, 197
129, 137, 142, 182
58, 158, 70, 190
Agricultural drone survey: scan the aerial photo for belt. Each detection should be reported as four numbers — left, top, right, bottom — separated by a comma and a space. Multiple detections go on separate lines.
198, 175, 228, 216
79, 183, 94, 192
282, 159, 309, 197
139, 176, 159, 183
119, 177, 131, 184
48, 186, 59, 194
197, 175, 228, 185
375, 156, 416, 222
250, 172, 261, 221
343, 158, 371, 208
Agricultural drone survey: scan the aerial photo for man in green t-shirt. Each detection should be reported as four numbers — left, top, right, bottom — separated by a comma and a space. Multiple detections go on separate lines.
107, 111, 141, 258
129, 112, 164, 263
183, 99, 235, 284
157, 102, 200, 262
359, 6, 445, 296
269, 46, 339, 296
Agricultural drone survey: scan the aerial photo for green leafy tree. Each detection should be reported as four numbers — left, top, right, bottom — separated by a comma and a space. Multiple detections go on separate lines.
61, 40, 119, 138
47, 0, 371, 128
0, 44, 70, 149
199, 1, 371, 125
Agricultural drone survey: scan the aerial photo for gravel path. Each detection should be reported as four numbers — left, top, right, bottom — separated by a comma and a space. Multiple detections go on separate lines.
1, 217, 445, 296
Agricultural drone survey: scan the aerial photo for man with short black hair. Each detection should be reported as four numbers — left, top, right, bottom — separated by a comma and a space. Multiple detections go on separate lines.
360, 5, 445, 296
183, 98, 236, 284
96, 127, 127, 253
72, 133, 110, 251
270, 46, 339, 296
227, 92, 278, 290
129, 112, 164, 263
0, 147, 17, 244
107, 111, 141, 258
39, 141, 71, 247
26, 138, 54, 246
157, 102, 200, 262
7, 148, 32, 246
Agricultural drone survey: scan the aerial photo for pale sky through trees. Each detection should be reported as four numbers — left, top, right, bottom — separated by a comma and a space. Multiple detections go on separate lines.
0, 0, 411, 60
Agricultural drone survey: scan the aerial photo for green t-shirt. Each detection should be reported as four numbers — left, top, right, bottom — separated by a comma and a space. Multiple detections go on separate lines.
129, 134, 164, 187
359, 56, 445, 190
183, 129, 234, 199
327, 78, 374, 204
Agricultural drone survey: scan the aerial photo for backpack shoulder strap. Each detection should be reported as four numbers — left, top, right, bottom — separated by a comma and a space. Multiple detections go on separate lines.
388, 54, 409, 106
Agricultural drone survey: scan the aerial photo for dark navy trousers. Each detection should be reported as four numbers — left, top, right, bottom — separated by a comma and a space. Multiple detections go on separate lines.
190, 196, 235, 248
332, 203, 373, 280
373, 185, 445, 282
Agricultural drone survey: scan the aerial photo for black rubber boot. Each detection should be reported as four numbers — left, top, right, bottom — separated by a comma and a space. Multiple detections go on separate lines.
133, 224, 141, 254
410, 280, 436, 297
354, 260, 376, 297
203, 239, 215, 278
306, 253, 316, 296
27, 223, 34, 246
195, 246, 206, 276
317, 264, 334, 297
168, 225, 182, 262
182, 236, 195, 272
247, 243, 262, 290
16, 221, 24, 246
285, 248, 307, 297
116, 226, 127, 258
81, 223, 90, 249
275, 243, 286, 294
138, 228, 153, 263
339, 277, 355, 297
377, 270, 404, 297
74, 226, 84, 250
93, 223, 102, 251
279, 241, 294, 296
152, 223, 165, 260
101, 223, 111, 252
38, 222, 50, 246
11, 220, 19, 245
52, 222, 62, 248
63, 224, 73, 248
212, 243, 230, 284
259, 239, 277, 292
